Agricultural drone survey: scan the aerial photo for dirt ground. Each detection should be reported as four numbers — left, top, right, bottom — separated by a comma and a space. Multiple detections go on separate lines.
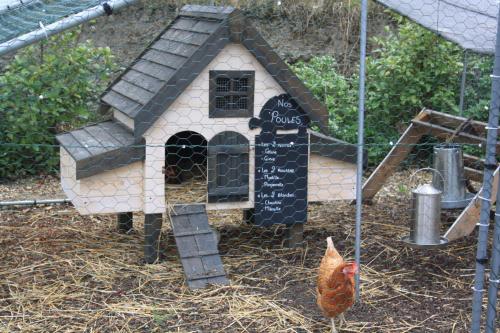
0, 171, 497, 332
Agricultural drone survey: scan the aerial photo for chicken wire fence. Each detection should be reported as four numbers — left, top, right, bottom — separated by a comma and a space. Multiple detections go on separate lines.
0, 0, 499, 332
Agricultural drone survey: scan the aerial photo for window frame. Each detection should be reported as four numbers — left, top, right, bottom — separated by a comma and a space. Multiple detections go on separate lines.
209, 70, 255, 118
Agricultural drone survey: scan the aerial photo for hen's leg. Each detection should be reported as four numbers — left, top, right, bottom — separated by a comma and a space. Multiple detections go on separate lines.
331, 317, 337, 333
338, 313, 347, 329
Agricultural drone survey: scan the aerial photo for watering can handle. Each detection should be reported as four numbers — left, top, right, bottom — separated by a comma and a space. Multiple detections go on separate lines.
409, 167, 445, 188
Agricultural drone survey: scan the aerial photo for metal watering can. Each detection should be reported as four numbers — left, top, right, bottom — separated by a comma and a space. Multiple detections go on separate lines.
432, 143, 474, 209
401, 168, 449, 248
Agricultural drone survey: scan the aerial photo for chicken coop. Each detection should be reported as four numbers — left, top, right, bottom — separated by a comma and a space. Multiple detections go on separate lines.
55, 5, 360, 286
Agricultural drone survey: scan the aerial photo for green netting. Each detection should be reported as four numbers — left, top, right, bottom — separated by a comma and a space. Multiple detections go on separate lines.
0, 0, 103, 44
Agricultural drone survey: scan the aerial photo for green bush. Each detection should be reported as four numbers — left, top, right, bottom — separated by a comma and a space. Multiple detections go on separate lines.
291, 19, 489, 166
290, 56, 358, 142
0, 30, 116, 179
461, 54, 493, 122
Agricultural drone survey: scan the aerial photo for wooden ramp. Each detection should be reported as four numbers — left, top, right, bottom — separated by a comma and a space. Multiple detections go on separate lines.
169, 204, 229, 289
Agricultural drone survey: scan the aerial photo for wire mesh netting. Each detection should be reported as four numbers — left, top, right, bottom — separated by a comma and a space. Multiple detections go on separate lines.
0, 0, 106, 43
0, 1, 499, 332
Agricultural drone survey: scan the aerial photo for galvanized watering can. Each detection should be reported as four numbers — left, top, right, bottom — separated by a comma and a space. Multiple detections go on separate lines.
432, 143, 474, 209
401, 168, 449, 248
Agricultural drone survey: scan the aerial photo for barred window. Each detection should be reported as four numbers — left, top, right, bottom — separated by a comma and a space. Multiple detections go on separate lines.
209, 71, 255, 118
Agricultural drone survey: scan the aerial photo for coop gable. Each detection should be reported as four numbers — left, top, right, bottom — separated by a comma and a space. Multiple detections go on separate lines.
101, 5, 328, 137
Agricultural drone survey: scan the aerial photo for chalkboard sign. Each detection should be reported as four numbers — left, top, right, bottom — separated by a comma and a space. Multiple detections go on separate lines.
251, 94, 309, 226
249, 94, 309, 132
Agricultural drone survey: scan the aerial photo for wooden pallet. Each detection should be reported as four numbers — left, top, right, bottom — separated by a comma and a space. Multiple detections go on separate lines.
169, 204, 229, 289
362, 108, 499, 241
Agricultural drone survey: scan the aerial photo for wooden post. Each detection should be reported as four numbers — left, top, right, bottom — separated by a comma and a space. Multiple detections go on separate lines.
117, 212, 133, 233
144, 213, 163, 264
284, 223, 304, 248
445, 166, 499, 241
242, 208, 255, 224
362, 122, 425, 201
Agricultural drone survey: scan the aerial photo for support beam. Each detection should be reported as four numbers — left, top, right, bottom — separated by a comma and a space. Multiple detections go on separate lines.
284, 223, 304, 248
117, 212, 133, 233
362, 122, 425, 201
144, 213, 163, 264
242, 208, 255, 224
445, 166, 499, 241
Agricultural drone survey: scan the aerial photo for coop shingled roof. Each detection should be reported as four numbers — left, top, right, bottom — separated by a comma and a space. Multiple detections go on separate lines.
56, 121, 144, 179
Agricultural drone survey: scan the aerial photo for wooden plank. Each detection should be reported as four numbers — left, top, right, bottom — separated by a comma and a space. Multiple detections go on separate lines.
176, 235, 201, 258
465, 167, 484, 182
84, 124, 123, 150
192, 20, 221, 34
56, 133, 92, 161
132, 60, 176, 81
170, 214, 192, 235
195, 233, 218, 253
71, 128, 107, 156
445, 166, 500, 241
101, 90, 142, 117
412, 119, 490, 145
174, 230, 213, 237
463, 153, 485, 169
201, 255, 226, 277
151, 39, 195, 57
362, 122, 426, 200
98, 122, 135, 146
187, 278, 208, 289
142, 49, 185, 69
161, 29, 208, 45
171, 17, 199, 31
425, 109, 487, 137
122, 70, 165, 93
111, 80, 154, 106
172, 204, 206, 216
181, 257, 206, 280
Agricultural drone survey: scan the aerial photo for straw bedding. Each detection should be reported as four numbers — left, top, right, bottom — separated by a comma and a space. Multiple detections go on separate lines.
0, 171, 490, 332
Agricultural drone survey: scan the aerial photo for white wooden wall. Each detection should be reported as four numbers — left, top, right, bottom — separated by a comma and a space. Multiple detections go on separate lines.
60, 148, 144, 215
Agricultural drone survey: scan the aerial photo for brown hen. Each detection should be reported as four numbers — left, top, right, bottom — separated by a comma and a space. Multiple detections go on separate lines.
317, 237, 358, 333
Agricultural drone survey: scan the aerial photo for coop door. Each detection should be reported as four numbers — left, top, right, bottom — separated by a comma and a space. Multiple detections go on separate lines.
207, 131, 249, 203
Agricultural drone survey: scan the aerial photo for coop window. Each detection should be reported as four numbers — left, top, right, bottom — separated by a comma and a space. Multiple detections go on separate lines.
209, 70, 255, 118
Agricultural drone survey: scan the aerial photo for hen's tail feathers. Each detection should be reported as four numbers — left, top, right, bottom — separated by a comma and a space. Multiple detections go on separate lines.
325, 237, 341, 257
326, 237, 335, 251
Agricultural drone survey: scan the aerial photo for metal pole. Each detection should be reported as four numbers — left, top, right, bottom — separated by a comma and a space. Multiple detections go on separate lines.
459, 50, 468, 116
485, 175, 500, 332
0, 198, 70, 208
0, 0, 138, 56
0, 0, 37, 13
470, 5, 500, 332
354, 0, 368, 302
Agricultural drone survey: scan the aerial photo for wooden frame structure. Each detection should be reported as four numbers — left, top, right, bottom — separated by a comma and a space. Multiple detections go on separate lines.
363, 108, 500, 241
